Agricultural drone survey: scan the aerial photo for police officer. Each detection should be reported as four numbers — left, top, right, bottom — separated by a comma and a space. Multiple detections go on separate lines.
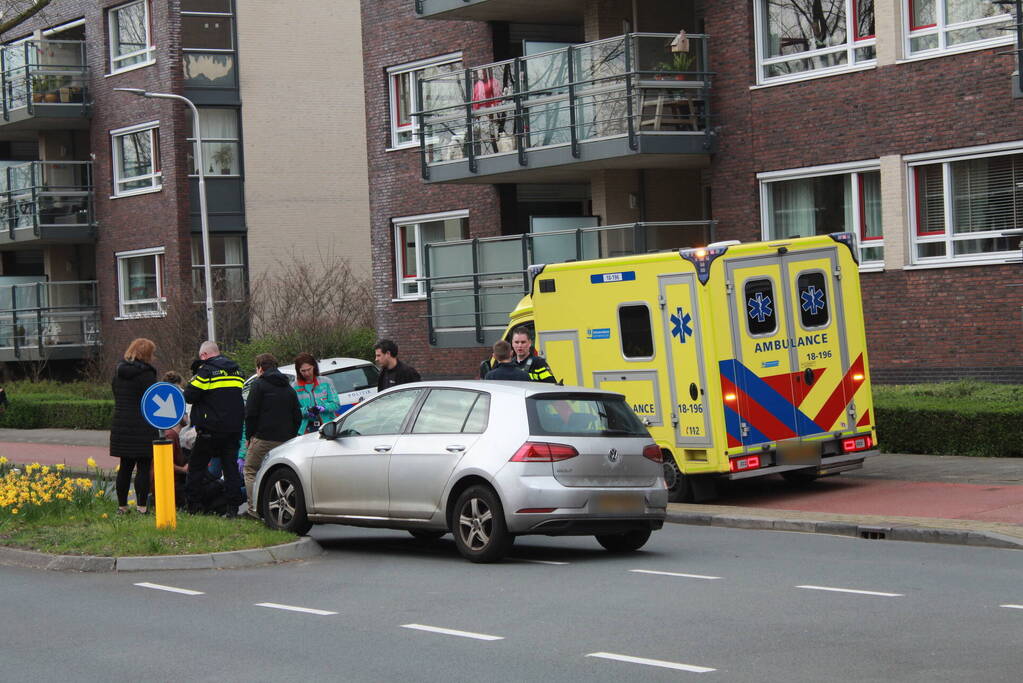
483, 340, 530, 381
184, 340, 245, 517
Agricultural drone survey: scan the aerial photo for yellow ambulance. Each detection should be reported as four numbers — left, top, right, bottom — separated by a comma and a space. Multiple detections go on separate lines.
503, 232, 878, 502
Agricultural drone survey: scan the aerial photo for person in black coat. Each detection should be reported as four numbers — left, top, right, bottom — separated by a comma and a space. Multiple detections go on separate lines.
484, 340, 530, 381
110, 338, 159, 514
243, 353, 301, 518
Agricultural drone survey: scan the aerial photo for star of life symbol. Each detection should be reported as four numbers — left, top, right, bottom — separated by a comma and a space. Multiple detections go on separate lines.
747, 292, 773, 323
670, 306, 693, 344
800, 285, 825, 316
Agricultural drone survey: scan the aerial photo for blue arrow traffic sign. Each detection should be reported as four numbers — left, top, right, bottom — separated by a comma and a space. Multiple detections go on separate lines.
141, 382, 187, 430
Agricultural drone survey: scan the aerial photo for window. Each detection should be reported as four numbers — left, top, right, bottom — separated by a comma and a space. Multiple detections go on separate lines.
182, 0, 236, 88
745, 279, 777, 336
116, 247, 164, 317
186, 108, 240, 176
619, 304, 654, 359
761, 167, 883, 265
191, 235, 246, 302
412, 390, 490, 434
797, 272, 830, 328
909, 148, 1023, 264
109, 0, 153, 73
527, 394, 647, 437
756, 0, 876, 82
111, 121, 160, 196
905, 1, 1011, 56
338, 389, 425, 437
387, 54, 462, 149
393, 210, 468, 299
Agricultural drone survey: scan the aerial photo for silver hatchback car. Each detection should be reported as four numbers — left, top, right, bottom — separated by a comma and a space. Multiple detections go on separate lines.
253, 380, 668, 562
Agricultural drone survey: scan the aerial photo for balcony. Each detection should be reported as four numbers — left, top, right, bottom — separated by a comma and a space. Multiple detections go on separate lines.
0, 280, 99, 361
423, 219, 715, 347
0, 40, 90, 136
0, 161, 96, 244
416, 33, 714, 184
414, 0, 586, 23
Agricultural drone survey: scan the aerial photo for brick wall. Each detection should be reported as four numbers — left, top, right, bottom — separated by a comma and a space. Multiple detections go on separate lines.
361, 0, 501, 378
704, 2, 1023, 382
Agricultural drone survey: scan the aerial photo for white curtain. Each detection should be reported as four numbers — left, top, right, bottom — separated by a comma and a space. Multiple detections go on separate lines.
769, 178, 815, 238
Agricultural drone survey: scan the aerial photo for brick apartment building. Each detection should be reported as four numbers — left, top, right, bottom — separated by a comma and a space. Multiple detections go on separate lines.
0, 0, 369, 374
361, 0, 1023, 383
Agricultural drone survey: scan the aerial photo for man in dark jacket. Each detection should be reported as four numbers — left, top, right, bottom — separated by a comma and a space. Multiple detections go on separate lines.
184, 340, 245, 516
374, 339, 421, 390
484, 340, 530, 381
243, 353, 302, 518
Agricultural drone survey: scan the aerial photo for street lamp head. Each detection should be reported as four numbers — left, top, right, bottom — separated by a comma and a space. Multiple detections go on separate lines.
112, 87, 149, 97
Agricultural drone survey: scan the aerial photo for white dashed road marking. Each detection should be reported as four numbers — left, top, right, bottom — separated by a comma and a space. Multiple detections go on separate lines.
796, 585, 903, 597
401, 624, 504, 641
587, 652, 716, 673
255, 602, 338, 616
134, 582, 204, 596
630, 569, 721, 580
515, 558, 570, 565
1001, 604, 1023, 610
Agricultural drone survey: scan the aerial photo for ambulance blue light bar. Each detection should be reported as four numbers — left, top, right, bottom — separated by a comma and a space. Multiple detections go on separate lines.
828, 232, 859, 264
679, 245, 730, 284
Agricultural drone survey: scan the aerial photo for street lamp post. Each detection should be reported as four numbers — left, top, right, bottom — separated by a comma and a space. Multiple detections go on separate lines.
113, 88, 216, 343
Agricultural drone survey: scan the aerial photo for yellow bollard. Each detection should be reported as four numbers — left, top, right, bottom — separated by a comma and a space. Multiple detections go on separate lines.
152, 439, 176, 529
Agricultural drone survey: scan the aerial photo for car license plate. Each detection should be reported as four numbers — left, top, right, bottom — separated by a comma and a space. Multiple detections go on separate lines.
777, 441, 822, 467
593, 492, 644, 514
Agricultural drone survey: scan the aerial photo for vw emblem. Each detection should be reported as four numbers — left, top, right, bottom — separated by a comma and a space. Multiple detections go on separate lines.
607, 448, 620, 464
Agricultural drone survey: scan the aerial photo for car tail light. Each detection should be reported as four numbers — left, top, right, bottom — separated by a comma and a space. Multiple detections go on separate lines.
510, 442, 579, 462
842, 435, 873, 453
729, 454, 761, 473
642, 444, 663, 463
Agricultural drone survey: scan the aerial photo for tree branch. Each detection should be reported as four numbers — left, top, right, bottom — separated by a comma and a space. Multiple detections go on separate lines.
0, 0, 53, 36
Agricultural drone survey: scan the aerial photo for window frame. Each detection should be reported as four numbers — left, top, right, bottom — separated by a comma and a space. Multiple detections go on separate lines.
744, 277, 779, 337
186, 107, 241, 177
386, 52, 462, 150
758, 161, 884, 269
617, 302, 655, 361
392, 209, 469, 300
753, 0, 877, 85
115, 246, 165, 319
110, 120, 161, 198
108, 0, 155, 74
903, 0, 1012, 59
182, 1, 237, 89
906, 143, 1023, 267
410, 388, 490, 434
191, 234, 247, 303
796, 270, 831, 330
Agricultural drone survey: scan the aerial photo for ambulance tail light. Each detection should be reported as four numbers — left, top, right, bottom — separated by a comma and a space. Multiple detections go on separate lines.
642, 444, 663, 463
729, 454, 761, 473
511, 442, 578, 462
842, 435, 873, 453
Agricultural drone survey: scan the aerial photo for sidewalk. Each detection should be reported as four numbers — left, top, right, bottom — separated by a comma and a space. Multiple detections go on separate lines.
1, 429, 1021, 550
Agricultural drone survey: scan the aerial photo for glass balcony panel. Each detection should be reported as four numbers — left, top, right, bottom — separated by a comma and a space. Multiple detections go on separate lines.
0, 161, 94, 236
478, 238, 524, 275
0, 280, 99, 348
1, 40, 88, 112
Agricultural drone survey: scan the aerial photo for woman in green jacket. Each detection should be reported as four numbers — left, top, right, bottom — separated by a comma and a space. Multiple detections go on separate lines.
292, 352, 341, 434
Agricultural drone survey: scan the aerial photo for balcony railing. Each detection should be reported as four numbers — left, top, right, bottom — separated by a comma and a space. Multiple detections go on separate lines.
0, 161, 95, 241
0, 280, 99, 358
416, 33, 712, 180
0, 40, 89, 122
423, 220, 715, 346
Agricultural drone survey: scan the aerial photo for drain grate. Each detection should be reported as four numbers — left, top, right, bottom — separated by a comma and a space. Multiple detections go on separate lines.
860, 530, 887, 540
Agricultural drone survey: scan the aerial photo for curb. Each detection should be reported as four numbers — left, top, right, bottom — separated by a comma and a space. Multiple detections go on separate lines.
0, 536, 322, 572
665, 510, 1023, 551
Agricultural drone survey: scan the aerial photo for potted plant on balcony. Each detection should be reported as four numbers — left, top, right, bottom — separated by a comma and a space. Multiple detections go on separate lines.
655, 52, 696, 80
210, 145, 234, 175
30, 75, 58, 102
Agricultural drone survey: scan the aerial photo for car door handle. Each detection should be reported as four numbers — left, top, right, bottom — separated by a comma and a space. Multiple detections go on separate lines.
374, 445, 392, 453
446, 445, 465, 453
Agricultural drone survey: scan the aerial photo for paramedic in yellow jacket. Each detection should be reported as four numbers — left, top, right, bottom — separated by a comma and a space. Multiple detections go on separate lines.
479, 326, 557, 383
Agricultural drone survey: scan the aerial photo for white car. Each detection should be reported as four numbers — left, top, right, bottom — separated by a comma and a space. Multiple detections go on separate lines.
244, 357, 379, 414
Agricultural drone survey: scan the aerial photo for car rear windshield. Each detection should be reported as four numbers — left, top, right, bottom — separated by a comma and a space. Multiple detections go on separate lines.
526, 393, 648, 437
328, 365, 379, 393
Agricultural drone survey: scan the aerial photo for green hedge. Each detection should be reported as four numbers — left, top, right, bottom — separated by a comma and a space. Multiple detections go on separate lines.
227, 327, 376, 376
873, 381, 1023, 457
2, 397, 113, 430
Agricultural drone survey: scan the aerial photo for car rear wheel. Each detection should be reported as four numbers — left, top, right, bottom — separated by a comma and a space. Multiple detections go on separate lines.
261, 469, 312, 535
409, 530, 446, 541
596, 528, 652, 553
452, 485, 513, 563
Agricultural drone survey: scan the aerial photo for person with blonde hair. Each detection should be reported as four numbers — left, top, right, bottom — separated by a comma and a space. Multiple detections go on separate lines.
110, 338, 159, 514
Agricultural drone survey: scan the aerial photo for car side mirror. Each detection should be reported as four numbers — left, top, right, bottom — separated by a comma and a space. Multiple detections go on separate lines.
320, 421, 339, 440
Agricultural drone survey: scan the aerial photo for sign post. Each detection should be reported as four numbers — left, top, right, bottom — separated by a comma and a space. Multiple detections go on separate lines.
141, 382, 187, 529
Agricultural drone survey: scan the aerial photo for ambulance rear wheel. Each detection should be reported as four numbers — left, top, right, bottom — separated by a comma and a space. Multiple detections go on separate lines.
663, 454, 694, 503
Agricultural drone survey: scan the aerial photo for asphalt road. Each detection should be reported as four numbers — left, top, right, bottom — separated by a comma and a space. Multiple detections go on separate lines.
2, 523, 1021, 682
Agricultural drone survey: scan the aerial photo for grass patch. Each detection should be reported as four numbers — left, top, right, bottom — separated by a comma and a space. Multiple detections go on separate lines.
0, 500, 295, 556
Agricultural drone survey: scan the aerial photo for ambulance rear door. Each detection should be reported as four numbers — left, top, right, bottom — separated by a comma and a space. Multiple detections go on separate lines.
658, 273, 712, 447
